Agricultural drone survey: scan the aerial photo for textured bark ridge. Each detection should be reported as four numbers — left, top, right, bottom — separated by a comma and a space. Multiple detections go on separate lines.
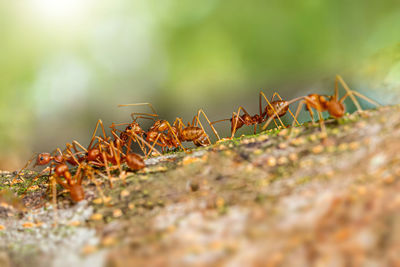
1, 105, 400, 267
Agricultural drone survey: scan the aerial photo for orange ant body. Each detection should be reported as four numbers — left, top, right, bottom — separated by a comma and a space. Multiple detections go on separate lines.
36, 152, 64, 167
116, 103, 185, 154
52, 163, 85, 202
213, 92, 299, 138
69, 119, 147, 171
174, 110, 219, 146
144, 109, 220, 155
125, 153, 146, 170
262, 75, 381, 132
145, 119, 185, 153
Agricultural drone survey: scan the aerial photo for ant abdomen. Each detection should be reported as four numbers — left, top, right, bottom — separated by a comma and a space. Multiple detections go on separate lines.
327, 100, 345, 118
69, 184, 85, 202
265, 100, 289, 117
181, 127, 210, 146
126, 153, 145, 170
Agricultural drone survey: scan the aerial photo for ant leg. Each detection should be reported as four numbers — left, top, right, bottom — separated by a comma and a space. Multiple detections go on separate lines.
316, 110, 326, 135
145, 134, 162, 158
118, 103, 158, 118
20, 165, 53, 199
110, 142, 124, 183
231, 111, 240, 139
17, 153, 37, 181
164, 120, 187, 152
259, 92, 286, 128
101, 151, 113, 188
272, 119, 279, 128
110, 130, 136, 155
307, 105, 316, 124
339, 91, 381, 109
133, 135, 148, 155
130, 114, 158, 122
231, 107, 249, 139
64, 147, 82, 165
192, 114, 212, 144
87, 119, 108, 150
196, 109, 221, 140
110, 122, 131, 128
231, 111, 248, 139
71, 140, 88, 153
262, 96, 305, 130
173, 117, 187, 131
270, 92, 300, 126
211, 118, 230, 126
50, 176, 58, 224
131, 132, 161, 156
349, 91, 380, 107
291, 100, 305, 128
336, 75, 362, 112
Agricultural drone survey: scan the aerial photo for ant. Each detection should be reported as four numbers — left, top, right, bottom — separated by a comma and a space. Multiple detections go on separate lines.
51, 162, 85, 202
212, 92, 299, 138
262, 75, 381, 133
112, 103, 164, 156
145, 119, 186, 154
17, 146, 83, 182
116, 103, 185, 155
145, 109, 220, 155
174, 109, 221, 146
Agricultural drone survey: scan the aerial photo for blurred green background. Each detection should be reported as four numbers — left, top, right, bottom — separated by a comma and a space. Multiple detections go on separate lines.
1, 0, 400, 170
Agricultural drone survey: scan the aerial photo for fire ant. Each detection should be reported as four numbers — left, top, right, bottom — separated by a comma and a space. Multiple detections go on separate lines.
262, 75, 381, 133
144, 109, 221, 155
116, 103, 184, 155
51, 162, 85, 202
212, 92, 299, 138
112, 103, 164, 156
174, 109, 221, 146
17, 146, 83, 182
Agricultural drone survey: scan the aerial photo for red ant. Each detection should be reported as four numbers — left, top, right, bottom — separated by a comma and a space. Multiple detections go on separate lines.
70, 120, 148, 186
144, 109, 220, 155
212, 92, 299, 138
116, 103, 185, 155
112, 103, 165, 156
18, 147, 82, 182
51, 162, 85, 202
262, 75, 381, 133
174, 109, 221, 146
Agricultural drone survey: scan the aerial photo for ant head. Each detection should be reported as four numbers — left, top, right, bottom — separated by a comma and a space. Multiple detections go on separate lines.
36, 153, 52, 166
87, 149, 100, 161
126, 122, 142, 134
327, 99, 345, 118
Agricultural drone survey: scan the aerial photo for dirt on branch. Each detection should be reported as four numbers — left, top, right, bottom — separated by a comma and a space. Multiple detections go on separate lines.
1, 105, 400, 267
